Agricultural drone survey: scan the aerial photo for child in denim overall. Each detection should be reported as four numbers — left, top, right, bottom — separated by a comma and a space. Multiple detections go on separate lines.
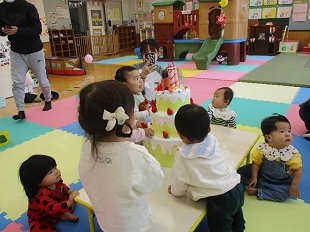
237, 114, 302, 202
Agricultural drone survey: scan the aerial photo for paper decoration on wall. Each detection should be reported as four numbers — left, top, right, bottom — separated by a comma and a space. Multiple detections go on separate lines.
292, 3, 307, 21
277, 6, 292, 18
262, 7, 277, 18
263, 0, 277, 5
40, 17, 48, 36
250, 0, 263, 6
278, 0, 292, 4
91, 10, 103, 26
249, 8, 262, 19
107, 7, 121, 21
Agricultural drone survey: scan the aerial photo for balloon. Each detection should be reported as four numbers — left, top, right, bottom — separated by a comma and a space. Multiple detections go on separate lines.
84, 54, 93, 63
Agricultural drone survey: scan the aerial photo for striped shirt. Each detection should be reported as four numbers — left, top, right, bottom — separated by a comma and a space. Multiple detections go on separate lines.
207, 105, 237, 128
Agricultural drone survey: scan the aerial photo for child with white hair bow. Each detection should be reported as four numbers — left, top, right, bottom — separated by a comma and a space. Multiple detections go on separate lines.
78, 80, 163, 232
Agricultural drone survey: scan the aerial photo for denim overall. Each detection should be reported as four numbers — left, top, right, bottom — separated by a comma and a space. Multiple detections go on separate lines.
256, 158, 292, 202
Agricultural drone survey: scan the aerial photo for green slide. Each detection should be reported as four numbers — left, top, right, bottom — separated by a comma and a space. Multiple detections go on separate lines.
192, 37, 224, 70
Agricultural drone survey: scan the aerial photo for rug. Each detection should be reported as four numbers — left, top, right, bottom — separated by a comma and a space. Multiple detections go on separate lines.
239, 53, 310, 87
1, 61, 310, 232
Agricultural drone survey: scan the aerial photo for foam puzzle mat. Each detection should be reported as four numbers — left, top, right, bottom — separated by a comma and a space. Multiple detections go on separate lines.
1, 55, 310, 232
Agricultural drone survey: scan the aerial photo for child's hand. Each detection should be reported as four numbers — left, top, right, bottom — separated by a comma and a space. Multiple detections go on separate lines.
168, 185, 172, 194
141, 62, 156, 78
248, 177, 257, 188
289, 184, 300, 198
68, 191, 80, 207
136, 120, 144, 128
144, 128, 154, 137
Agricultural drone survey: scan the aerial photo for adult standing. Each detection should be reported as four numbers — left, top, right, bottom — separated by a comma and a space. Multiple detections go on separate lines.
0, 0, 52, 120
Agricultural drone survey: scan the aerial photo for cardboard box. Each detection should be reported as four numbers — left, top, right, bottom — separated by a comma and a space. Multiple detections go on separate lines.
279, 40, 299, 53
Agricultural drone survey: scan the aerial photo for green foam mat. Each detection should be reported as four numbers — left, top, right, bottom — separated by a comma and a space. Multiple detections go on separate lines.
239, 53, 310, 87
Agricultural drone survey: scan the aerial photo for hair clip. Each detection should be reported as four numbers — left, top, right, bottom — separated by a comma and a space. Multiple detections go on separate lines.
102, 107, 129, 131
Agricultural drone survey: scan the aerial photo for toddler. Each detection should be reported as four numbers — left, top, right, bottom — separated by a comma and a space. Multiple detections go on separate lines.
207, 87, 237, 128
169, 104, 245, 232
115, 66, 154, 142
78, 80, 163, 232
237, 114, 302, 202
19, 154, 79, 232
132, 39, 164, 101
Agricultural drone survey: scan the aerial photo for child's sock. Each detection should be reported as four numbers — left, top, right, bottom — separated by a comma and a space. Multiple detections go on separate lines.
43, 101, 52, 111
12, 111, 26, 120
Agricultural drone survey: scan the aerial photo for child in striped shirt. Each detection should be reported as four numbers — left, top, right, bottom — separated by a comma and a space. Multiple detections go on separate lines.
207, 87, 237, 128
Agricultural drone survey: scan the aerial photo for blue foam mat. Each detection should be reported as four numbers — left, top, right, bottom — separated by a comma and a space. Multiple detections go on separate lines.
201, 98, 290, 128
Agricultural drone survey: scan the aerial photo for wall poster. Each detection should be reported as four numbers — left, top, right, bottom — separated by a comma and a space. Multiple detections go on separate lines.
249, 8, 263, 19
91, 10, 103, 26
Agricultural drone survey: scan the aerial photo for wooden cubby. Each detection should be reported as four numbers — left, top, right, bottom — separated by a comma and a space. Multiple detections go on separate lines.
248, 25, 282, 56
48, 29, 77, 57
113, 25, 135, 51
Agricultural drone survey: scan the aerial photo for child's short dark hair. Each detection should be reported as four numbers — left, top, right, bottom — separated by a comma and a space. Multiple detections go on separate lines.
78, 80, 134, 159
19, 155, 57, 199
175, 104, 210, 142
261, 114, 291, 142
162, 68, 168, 79
218, 87, 234, 105
140, 39, 159, 55
115, 66, 138, 83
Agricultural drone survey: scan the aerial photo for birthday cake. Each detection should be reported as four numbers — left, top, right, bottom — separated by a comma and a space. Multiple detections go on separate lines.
144, 64, 191, 167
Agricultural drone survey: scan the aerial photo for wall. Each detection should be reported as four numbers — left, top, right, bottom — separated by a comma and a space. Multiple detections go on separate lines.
86, 1, 105, 35
43, 0, 72, 30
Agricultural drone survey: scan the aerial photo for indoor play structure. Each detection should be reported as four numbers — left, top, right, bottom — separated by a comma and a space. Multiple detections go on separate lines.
152, 0, 249, 69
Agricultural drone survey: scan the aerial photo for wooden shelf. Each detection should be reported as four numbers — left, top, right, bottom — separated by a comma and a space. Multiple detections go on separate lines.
248, 25, 282, 56
113, 25, 135, 51
49, 29, 77, 57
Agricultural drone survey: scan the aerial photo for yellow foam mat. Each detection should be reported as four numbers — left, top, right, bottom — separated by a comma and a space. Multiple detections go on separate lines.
231, 82, 299, 104
0, 130, 83, 220
243, 195, 310, 231
179, 69, 203, 78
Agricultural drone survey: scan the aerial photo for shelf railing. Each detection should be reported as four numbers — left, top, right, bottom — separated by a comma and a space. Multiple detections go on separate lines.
74, 34, 120, 58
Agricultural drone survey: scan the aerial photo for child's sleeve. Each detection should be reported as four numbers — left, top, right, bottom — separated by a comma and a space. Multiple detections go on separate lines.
124, 128, 145, 143
252, 149, 264, 165
206, 106, 213, 120
133, 153, 164, 194
36, 193, 70, 216
288, 153, 302, 172
228, 116, 237, 128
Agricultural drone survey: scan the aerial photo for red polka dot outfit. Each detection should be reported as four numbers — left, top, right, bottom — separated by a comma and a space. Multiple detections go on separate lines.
27, 179, 72, 232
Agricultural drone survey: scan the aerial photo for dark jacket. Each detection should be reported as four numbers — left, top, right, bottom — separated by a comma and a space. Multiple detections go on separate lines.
0, 0, 43, 54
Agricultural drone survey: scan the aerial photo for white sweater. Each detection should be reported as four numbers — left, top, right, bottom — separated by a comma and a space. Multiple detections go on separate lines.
79, 141, 164, 232
170, 134, 240, 201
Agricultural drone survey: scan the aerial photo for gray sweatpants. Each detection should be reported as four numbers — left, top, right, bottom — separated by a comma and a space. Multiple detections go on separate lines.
10, 50, 51, 111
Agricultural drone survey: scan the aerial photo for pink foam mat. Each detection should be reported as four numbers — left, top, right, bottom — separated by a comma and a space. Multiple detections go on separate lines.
185, 78, 235, 104
23, 96, 79, 128
177, 62, 217, 69
2, 222, 28, 232
190, 70, 247, 81
243, 59, 269, 65
286, 104, 308, 136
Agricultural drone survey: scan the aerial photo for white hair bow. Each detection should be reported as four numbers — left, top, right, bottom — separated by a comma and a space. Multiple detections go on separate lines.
102, 107, 129, 131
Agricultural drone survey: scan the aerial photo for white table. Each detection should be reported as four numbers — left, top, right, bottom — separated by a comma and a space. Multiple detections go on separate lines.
75, 125, 259, 232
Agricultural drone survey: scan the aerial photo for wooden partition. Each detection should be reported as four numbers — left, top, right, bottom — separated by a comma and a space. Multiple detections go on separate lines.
74, 34, 120, 59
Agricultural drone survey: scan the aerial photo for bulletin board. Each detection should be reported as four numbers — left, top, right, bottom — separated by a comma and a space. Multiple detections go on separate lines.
289, 1, 310, 30
249, 0, 310, 30
105, 1, 123, 26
